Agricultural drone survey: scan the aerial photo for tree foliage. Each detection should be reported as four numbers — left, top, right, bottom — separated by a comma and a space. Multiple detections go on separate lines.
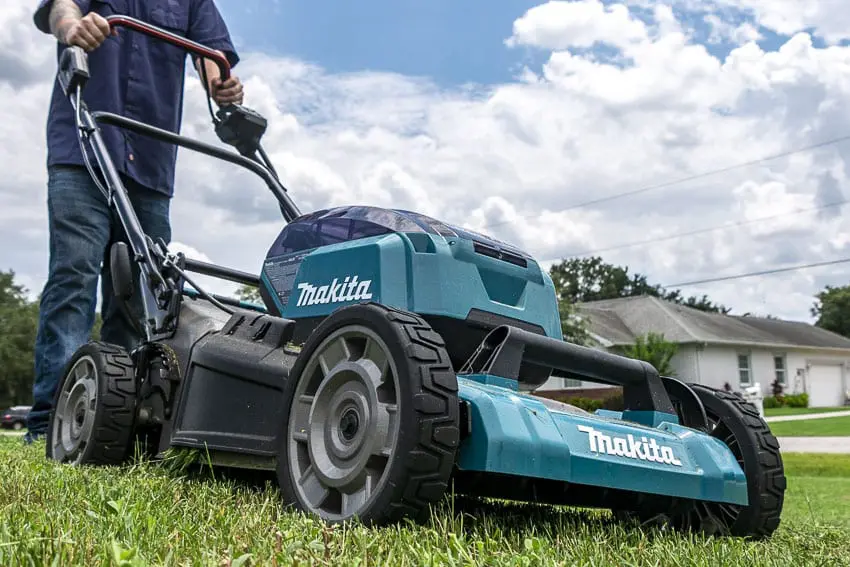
811, 284, 850, 338
235, 284, 262, 304
0, 270, 107, 409
557, 300, 590, 346
0, 270, 39, 408
621, 332, 679, 376
548, 256, 730, 314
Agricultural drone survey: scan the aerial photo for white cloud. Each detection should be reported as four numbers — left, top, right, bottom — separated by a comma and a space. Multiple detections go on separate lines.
2, 0, 850, 326
704, 14, 763, 45
506, 0, 649, 51
722, 0, 850, 45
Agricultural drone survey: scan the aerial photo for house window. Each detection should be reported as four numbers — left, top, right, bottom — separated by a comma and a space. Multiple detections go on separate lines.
737, 353, 751, 386
773, 355, 786, 385
563, 377, 582, 388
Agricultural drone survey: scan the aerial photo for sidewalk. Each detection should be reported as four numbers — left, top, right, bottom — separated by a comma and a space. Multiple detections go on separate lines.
777, 436, 850, 453
765, 410, 850, 423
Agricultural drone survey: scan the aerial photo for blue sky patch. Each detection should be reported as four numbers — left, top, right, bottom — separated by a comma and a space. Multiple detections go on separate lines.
216, 0, 836, 88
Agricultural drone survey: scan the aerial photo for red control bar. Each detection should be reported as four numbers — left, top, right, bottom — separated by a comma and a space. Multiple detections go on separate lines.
106, 15, 231, 80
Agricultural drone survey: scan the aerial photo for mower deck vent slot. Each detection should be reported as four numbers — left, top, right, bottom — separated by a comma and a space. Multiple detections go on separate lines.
473, 241, 528, 268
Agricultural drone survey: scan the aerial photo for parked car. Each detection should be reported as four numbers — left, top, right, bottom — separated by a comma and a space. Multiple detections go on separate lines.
1, 406, 30, 430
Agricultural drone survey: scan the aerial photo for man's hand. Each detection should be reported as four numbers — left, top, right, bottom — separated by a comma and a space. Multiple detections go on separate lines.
50, 1, 115, 51
210, 76, 244, 106
196, 56, 244, 106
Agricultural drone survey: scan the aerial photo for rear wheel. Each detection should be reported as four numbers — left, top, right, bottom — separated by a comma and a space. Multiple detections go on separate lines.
46, 341, 138, 465
277, 303, 460, 526
12, 422, 23, 431
618, 384, 786, 538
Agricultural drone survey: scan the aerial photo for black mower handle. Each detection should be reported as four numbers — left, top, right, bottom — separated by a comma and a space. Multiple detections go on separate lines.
106, 15, 231, 81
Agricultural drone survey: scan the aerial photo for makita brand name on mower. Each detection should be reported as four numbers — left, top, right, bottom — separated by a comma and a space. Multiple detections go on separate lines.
295, 275, 373, 307
577, 425, 683, 466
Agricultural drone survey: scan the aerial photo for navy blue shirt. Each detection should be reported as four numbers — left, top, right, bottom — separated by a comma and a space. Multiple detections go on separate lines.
34, 0, 240, 197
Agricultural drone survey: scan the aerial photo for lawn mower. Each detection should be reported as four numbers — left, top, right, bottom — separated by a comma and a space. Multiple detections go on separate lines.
46, 15, 786, 538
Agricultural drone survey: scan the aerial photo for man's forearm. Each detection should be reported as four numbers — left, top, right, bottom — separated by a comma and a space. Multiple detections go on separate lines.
195, 56, 223, 85
49, 0, 82, 44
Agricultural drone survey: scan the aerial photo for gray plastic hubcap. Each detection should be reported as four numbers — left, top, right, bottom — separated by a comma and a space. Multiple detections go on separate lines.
51, 355, 98, 463
287, 325, 400, 521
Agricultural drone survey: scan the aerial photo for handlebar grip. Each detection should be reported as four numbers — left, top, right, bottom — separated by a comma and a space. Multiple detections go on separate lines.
105, 15, 230, 80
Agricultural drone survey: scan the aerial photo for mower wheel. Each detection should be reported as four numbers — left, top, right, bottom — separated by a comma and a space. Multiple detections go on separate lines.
277, 302, 460, 526
46, 341, 138, 466
619, 384, 786, 539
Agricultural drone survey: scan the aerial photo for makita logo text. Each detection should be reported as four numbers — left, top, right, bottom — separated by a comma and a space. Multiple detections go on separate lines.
577, 425, 682, 466
296, 275, 373, 307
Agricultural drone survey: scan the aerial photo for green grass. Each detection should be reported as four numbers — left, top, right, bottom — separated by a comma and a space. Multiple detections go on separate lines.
781, 453, 850, 529
767, 415, 850, 437
0, 439, 849, 566
765, 407, 849, 417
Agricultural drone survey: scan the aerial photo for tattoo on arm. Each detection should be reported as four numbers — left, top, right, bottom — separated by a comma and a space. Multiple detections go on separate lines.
48, 0, 82, 43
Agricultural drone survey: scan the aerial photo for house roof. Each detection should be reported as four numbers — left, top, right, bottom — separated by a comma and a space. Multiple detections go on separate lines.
576, 295, 850, 351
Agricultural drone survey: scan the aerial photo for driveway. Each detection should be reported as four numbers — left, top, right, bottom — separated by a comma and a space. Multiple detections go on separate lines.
765, 410, 850, 423
777, 436, 850, 454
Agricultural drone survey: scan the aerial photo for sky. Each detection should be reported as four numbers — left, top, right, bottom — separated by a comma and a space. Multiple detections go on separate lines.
2, 0, 850, 324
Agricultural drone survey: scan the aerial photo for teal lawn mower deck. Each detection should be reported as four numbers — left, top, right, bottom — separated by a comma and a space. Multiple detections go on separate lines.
45, 14, 786, 540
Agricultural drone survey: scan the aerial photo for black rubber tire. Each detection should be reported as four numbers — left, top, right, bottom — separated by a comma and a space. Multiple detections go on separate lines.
12, 422, 23, 431
46, 341, 138, 466
687, 384, 786, 538
618, 384, 786, 539
276, 302, 460, 526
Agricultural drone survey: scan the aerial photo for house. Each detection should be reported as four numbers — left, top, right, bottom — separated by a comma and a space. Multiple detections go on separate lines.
536, 295, 850, 407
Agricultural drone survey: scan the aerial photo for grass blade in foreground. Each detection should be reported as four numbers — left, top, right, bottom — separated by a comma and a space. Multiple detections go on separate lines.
0, 438, 847, 566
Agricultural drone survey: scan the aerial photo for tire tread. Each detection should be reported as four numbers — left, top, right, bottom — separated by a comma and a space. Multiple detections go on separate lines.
377, 304, 460, 523
693, 384, 786, 538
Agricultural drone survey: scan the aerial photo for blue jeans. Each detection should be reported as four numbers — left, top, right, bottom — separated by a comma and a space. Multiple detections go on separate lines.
27, 165, 171, 435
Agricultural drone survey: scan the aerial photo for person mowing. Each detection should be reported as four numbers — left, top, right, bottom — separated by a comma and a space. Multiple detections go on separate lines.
25, 0, 244, 443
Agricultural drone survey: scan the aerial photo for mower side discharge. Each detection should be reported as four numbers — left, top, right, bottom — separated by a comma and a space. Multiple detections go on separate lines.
456, 377, 748, 506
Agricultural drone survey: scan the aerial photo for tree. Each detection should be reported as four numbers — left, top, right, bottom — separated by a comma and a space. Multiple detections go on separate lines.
621, 332, 679, 376
811, 284, 850, 338
0, 270, 40, 408
548, 256, 730, 314
236, 284, 262, 304
558, 300, 590, 345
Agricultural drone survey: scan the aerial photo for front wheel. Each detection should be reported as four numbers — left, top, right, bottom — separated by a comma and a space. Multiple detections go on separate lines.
277, 303, 460, 526
46, 341, 138, 465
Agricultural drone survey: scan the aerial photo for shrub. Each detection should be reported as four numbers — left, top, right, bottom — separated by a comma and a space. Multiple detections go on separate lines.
763, 396, 782, 409
600, 392, 624, 411
564, 397, 603, 412
783, 393, 809, 408
622, 332, 678, 377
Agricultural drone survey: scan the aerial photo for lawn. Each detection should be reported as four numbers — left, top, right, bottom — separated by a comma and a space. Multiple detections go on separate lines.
764, 406, 849, 417
767, 415, 850, 437
0, 438, 848, 566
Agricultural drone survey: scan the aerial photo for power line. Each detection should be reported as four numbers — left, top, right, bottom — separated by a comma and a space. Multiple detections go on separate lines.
478, 132, 850, 231
564, 197, 850, 258
663, 257, 850, 288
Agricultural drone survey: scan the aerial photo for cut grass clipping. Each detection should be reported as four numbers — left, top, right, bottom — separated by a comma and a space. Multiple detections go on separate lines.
1, 438, 849, 566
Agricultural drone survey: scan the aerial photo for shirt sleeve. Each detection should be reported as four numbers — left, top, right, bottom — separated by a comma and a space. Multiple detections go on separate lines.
188, 0, 240, 69
33, 1, 90, 35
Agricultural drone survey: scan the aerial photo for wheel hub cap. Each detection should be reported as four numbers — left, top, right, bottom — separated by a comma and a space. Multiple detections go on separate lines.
51, 355, 98, 463
287, 326, 400, 520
